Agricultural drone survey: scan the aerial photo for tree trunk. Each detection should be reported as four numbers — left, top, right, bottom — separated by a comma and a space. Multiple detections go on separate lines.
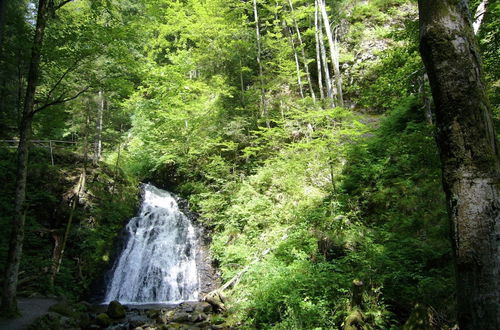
319, 0, 343, 107
50, 171, 85, 287
287, 0, 316, 102
314, 0, 325, 101
1, 0, 50, 316
285, 22, 305, 98
0, 0, 7, 47
317, 0, 334, 107
239, 58, 245, 105
94, 90, 104, 163
252, 0, 268, 127
473, 0, 489, 35
418, 1, 500, 328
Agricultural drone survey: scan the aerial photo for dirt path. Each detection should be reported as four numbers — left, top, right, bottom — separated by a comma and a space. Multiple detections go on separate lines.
0, 298, 59, 330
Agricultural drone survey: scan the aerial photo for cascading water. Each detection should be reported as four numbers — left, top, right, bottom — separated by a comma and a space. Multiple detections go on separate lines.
104, 184, 199, 304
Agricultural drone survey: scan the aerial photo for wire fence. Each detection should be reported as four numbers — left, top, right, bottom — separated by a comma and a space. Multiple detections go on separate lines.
0, 140, 78, 165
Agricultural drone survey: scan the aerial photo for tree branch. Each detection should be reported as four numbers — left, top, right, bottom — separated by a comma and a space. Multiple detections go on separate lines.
54, 0, 74, 11
42, 61, 81, 106
34, 86, 90, 114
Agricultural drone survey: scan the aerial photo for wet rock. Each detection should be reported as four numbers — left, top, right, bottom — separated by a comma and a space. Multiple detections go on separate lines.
107, 300, 126, 319
191, 312, 208, 323
194, 302, 212, 314
157, 309, 175, 324
129, 314, 151, 328
171, 311, 191, 322
146, 309, 161, 319
96, 312, 112, 327
178, 302, 195, 313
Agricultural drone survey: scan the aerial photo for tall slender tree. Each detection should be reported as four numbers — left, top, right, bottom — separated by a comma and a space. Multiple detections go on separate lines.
314, 0, 324, 101
418, 1, 500, 328
318, 0, 343, 107
1, 0, 76, 315
287, 0, 316, 102
316, 0, 334, 106
252, 0, 267, 126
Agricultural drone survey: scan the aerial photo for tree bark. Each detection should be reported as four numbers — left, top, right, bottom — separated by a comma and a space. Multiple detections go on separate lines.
473, 0, 489, 35
287, 0, 316, 102
252, 0, 268, 127
319, 0, 343, 107
314, 0, 324, 101
418, 1, 500, 328
1, 0, 50, 316
317, 0, 334, 107
285, 22, 305, 98
49, 171, 85, 287
94, 90, 104, 163
0, 0, 7, 47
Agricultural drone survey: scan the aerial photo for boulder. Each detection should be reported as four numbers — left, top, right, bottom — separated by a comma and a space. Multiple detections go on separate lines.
96, 313, 112, 327
171, 311, 191, 323
107, 300, 126, 319
48, 302, 76, 318
128, 314, 150, 328
191, 312, 208, 323
194, 302, 212, 314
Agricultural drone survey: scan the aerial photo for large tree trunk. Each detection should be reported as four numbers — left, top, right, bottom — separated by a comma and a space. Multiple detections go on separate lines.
418, 1, 500, 329
0, 0, 7, 47
1, 0, 50, 316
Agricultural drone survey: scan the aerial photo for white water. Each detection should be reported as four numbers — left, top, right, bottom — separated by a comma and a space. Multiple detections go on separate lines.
104, 184, 199, 304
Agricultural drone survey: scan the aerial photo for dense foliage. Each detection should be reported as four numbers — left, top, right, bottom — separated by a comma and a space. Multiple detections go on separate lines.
0, 0, 498, 328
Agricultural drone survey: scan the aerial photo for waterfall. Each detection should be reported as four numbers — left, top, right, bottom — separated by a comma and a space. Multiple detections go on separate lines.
104, 184, 199, 304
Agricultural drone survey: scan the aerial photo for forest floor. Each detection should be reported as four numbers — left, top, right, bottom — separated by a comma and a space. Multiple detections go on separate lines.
0, 297, 59, 330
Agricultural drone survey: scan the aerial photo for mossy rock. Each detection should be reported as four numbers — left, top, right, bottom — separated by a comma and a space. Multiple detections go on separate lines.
107, 300, 126, 319
96, 313, 112, 327
27, 312, 62, 330
48, 302, 76, 318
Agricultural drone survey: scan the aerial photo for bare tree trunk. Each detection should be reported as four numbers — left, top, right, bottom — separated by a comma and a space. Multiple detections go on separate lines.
317, 0, 334, 107
473, 0, 489, 35
94, 90, 104, 163
252, 0, 268, 127
314, 0, 324, 101
319, 0, 343, 107
285, 22, 305, 98
287, 0, 316, 102
418, 1, 500, 328
1, 0, 49, 316
239, 58, 245, 105
49, 171, 86, 287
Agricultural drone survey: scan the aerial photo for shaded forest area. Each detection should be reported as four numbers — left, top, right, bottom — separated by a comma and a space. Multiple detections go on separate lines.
0, 0, 498, 329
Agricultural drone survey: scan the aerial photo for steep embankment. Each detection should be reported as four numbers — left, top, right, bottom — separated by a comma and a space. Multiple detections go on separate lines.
0, 147, 139, 301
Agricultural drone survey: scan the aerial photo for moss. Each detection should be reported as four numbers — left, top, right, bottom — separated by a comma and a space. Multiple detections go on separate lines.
95, 313, 112, 327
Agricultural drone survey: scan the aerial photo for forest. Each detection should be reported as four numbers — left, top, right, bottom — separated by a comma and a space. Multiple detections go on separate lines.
0, 0, 498, 329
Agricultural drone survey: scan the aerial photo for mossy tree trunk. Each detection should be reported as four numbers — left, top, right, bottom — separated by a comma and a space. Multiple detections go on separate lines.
418, 1, 500, 328
1, 0, 50, 316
